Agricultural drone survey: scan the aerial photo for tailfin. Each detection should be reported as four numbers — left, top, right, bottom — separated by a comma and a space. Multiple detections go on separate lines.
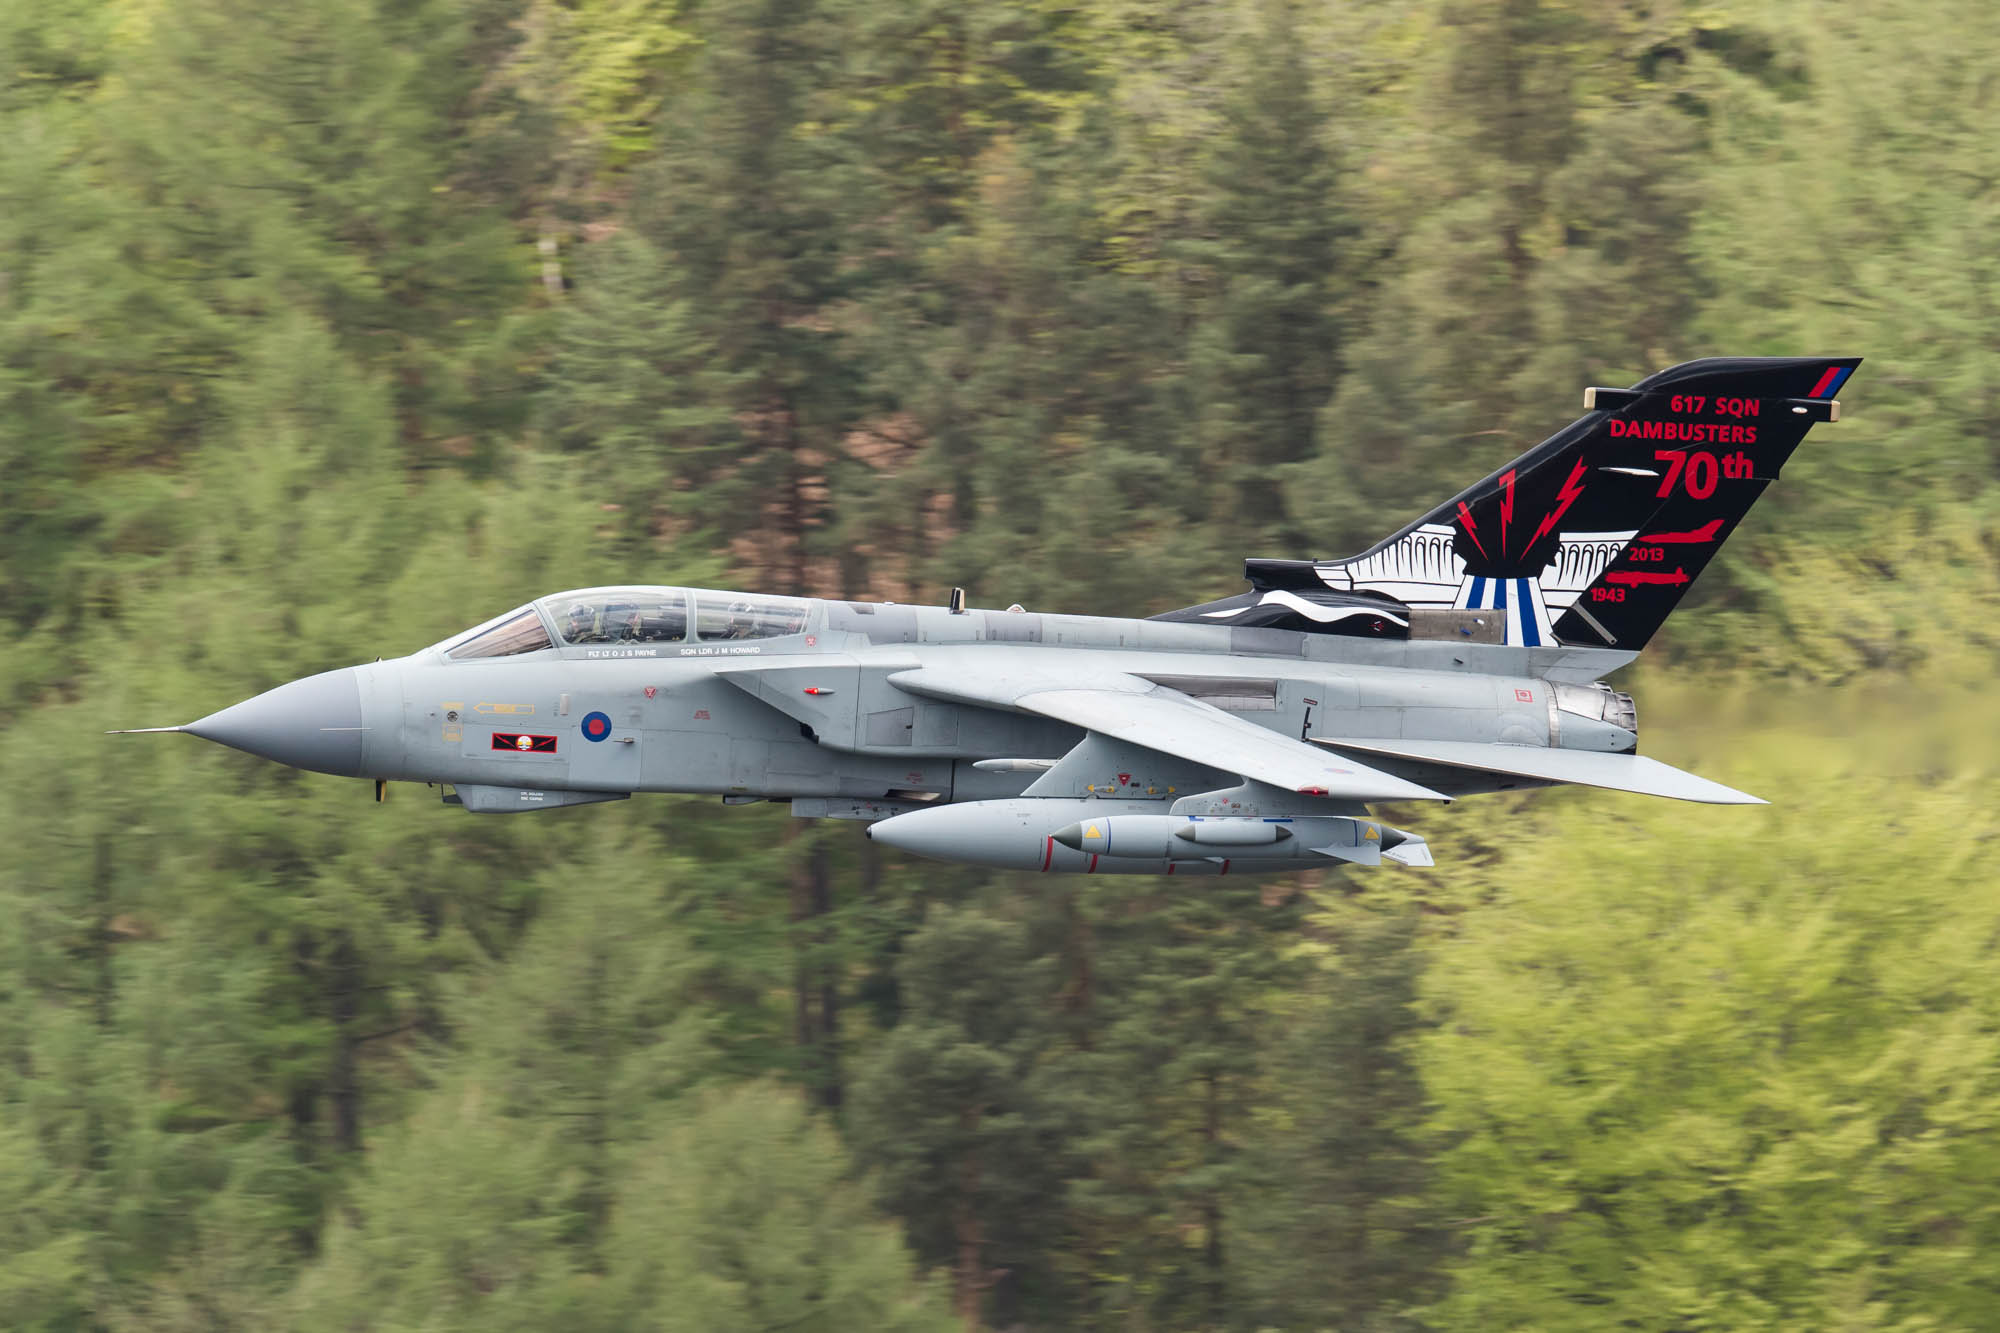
1250, 356, 1859, 649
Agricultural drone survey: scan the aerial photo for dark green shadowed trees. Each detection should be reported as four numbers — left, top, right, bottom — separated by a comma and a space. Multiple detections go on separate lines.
2, 0, 1999, 1328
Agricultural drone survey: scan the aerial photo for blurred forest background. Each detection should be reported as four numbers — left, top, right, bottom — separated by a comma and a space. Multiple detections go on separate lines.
2, 0, 1997, 1328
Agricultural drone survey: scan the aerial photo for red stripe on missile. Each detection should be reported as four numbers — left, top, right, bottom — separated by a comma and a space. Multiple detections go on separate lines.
1042, 837, 1054, 872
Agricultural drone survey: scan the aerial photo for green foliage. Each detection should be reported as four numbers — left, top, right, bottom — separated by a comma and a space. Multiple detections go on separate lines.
1233, 897, 1444, 1329
1302, 0, 1725, 557
604, 0, 871, 592
1058, 877, 1308, 1326
846, 0, 1094, 230
540, 0, 698, 172
1181, 0, 1352, 550
540, 230, 744, 556
2, 0, 1997, 1328
856, 139, 1213, 611
592, 1082, 954, 1332
849, 905, 1078, 1322
290, 1084, 582, 1330
1417, 703, 2000, 1328
1695, 0, 2000, 508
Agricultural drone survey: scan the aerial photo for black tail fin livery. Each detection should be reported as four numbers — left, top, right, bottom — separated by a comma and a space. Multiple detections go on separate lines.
1207, 356, 1859, 650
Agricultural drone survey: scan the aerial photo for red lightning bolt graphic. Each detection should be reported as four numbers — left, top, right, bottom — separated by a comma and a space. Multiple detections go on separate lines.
1456, 501, 1490, 560
1528, 458, 1589, 549
1498, 470, 1517, 556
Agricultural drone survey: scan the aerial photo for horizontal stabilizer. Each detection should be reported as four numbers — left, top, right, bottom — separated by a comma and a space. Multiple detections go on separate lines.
1310, 737, 1763, 805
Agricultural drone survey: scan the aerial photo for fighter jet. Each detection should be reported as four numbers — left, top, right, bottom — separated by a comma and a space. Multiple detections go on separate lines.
120, 356, 1857, 874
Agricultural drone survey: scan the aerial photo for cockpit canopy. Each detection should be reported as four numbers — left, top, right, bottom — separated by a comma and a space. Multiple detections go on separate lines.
443, 608, 552, 659
438, 587, 812, 660
688, 590, 810, 642
545, 588, 690, 645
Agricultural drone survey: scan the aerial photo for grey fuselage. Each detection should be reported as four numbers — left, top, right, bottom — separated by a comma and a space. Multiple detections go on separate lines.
319, 594, 1636, 813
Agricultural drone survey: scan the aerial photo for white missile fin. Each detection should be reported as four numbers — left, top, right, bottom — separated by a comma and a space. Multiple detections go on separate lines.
1383, 838, 1435, 868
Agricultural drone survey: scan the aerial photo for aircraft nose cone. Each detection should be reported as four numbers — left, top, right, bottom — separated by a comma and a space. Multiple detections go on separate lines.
186, 666, 366, 777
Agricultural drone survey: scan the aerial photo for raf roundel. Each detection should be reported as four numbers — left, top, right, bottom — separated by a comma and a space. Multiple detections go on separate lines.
581, 710, 613, 743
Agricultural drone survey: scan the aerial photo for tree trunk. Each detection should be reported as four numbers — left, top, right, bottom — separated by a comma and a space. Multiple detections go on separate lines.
788, 825, 842, 1109
86, 834, 114, 1176
582, 934, 613, 1258
1203, 1067, 1225, 1321
812, 840, 842, 1109
289, 932, 322, 1162
538, 223, 564, 298
90, 834, 114, 1033
789, 821, 815, 1055
954, 1109, 986, 1332
328, 929, 362, 1153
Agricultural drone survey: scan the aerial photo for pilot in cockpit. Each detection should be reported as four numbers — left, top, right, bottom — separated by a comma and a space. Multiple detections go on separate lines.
563, 602, 600, 644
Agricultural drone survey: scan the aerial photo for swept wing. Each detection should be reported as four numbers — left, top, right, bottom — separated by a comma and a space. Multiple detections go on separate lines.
888, 666, 1449, 804
1311, 737, 1762, 804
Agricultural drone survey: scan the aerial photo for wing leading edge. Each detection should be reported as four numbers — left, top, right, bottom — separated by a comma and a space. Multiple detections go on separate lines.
888, 667, 1451, 804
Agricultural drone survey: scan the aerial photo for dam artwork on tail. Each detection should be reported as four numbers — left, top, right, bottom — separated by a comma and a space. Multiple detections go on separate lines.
119, 356, 1859, 875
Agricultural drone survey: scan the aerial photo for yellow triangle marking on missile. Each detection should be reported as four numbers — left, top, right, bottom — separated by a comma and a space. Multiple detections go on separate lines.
1365, 826, 1380, 840
1086, 824, 1101, 838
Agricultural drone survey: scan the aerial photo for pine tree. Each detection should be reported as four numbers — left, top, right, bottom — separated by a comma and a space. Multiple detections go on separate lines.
1183, 0, 1351, 551
1233, 898, 1445, 1330
1059, 876, 1308, 1328
849, 906, 1077, 1329
594, 1083, 954, 1332
568, 0, 871, 594
95, 0, 548, 472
